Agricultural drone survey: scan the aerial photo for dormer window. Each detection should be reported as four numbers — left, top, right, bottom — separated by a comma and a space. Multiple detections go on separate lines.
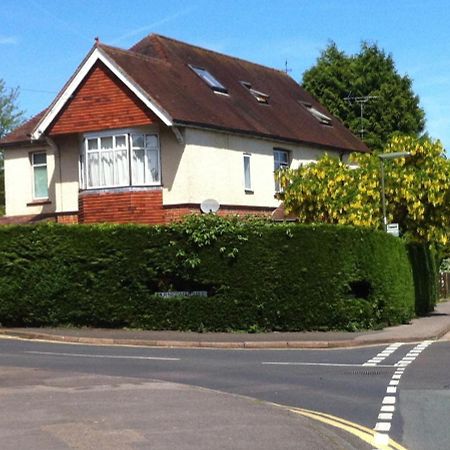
241, 81, 270, 104
189, 65, 228, 94
299, 101, 332, 125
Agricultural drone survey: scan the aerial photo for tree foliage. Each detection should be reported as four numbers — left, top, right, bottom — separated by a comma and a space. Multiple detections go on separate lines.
277, 135, 450, 249
0, 79, 24, 212
0, 79, 24, 139
302, 42, 426, 150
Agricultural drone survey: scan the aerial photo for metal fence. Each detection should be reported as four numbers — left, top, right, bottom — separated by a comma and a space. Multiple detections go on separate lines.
440, 272, 450, 299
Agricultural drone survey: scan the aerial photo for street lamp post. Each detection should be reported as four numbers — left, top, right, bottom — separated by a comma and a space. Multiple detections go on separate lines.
378, 152, 411, 232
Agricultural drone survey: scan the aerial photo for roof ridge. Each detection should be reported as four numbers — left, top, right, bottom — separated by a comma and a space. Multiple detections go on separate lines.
99, 42, 170, 65
144, 34, 293, 78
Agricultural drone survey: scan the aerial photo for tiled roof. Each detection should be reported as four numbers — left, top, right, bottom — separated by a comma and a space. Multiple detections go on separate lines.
0, 110, 47, 146
1, 34, 368, 153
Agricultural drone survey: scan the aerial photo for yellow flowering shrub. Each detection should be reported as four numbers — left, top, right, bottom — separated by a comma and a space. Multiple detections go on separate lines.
276, 135, 450, 248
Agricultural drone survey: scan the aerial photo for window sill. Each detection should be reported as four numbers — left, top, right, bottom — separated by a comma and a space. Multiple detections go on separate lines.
27, 199, 51, 206
80, 185, 163, 194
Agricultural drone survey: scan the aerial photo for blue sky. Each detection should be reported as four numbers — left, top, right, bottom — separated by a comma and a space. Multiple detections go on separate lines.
1, 0, 450, 152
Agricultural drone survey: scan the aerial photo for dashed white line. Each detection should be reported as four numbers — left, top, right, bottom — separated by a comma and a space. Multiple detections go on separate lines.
363, 342, 404, 366
382, 396, 396, 405
372, 340, 433, 449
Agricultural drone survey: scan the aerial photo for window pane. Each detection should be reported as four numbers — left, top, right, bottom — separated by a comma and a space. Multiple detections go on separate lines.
146, 149, 159, 183
33, 153, 47, 165
132, 134, 144, 149
115, 135, 127, 148
132, 149, 145, 185
88, 152, 100, 187
146, 134, 158, 148
244, 155, 251, 190
101, 136, 113, 150
34, 166, 48, 198
101, 151, 114, 186
115, 149, 128, 185
192, 66, 227, 91
87, 138, 98, 151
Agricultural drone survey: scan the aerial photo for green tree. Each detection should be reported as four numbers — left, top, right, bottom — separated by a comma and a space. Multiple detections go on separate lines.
277, 135, 450, 250
302, 42, 426, 150
0, 79, 25, 213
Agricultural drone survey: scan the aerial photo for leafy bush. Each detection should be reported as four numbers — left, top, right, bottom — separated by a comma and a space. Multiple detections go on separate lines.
0, 217, 415, 331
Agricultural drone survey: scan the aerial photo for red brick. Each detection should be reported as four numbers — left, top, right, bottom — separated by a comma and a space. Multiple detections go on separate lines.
79, 190, 164, 225
48, 62, 157, 135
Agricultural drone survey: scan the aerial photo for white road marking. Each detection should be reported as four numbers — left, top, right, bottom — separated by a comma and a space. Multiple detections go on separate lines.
261, 362, 395, 368
375, 422, 391, 432
25, 351, 180, 361
382, 396, 396, 405
380, 405, 395, 412
374, 432, 389, 446
362, 342, 404, 366
372, 340, 434, 448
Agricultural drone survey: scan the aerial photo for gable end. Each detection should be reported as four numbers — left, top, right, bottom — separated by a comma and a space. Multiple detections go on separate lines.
48, 62, 158, 135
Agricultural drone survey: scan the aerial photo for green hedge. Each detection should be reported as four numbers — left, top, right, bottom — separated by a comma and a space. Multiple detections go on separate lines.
0, 218, 415, 331
407, 242, 438, 315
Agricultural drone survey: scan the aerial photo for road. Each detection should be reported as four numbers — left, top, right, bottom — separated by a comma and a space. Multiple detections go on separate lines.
0, 336, 448, 449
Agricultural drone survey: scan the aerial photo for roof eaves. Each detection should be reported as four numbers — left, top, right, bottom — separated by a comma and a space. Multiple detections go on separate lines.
173, 119, 369, 154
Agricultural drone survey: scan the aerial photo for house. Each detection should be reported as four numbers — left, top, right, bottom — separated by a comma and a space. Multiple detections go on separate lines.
0, 34, 368, 225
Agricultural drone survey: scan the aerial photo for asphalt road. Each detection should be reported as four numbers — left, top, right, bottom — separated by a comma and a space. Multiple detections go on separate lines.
0, 336, 448, 449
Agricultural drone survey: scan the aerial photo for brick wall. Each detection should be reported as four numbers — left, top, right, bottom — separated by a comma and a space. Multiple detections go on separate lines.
56, 213, 79, 224
48, 62, 156, 135
79, 189, 164, 224
164, 204, 274, 223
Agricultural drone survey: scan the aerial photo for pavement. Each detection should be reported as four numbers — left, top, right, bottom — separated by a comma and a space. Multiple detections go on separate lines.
1, 300, 449, 349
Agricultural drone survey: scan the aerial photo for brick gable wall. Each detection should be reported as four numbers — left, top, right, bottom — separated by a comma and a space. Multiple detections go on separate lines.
48, 62, 157, 135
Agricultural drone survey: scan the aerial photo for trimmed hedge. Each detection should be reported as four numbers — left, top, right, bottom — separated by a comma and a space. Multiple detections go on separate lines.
407, 242, 438, 315
0, 218, 415, 331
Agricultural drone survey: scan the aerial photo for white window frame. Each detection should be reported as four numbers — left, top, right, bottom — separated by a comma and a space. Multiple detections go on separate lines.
273, 148, 290, 192
82, 129, 161, 190
243, 153, 252, 192
31, 151, 49, 200
130, 133, 161, 186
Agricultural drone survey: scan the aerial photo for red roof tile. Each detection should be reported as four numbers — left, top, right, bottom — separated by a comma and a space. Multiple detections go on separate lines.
0, 110, 47, 146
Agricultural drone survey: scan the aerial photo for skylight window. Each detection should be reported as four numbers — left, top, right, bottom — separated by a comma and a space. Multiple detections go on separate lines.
241, 81, 270, 104
299, 101, 332, 125
189, 65, 228, 94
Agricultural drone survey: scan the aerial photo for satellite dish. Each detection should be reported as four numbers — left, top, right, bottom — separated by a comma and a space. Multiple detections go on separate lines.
200, 198, 220, 214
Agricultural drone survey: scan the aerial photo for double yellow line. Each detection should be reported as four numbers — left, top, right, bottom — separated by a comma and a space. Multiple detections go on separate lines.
287, 406, 407, 450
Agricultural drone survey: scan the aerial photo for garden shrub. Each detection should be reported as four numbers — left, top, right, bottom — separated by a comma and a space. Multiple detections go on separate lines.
0, 217, 415, 331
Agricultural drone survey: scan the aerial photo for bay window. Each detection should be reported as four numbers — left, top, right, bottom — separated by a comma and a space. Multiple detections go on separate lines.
82, 130, 160, 189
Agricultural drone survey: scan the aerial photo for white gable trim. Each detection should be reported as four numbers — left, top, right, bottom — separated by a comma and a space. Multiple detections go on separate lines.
31, 47, 173, 140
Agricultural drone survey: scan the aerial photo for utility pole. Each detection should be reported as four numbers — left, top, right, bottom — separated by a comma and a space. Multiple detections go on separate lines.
344, 95, 377, 140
